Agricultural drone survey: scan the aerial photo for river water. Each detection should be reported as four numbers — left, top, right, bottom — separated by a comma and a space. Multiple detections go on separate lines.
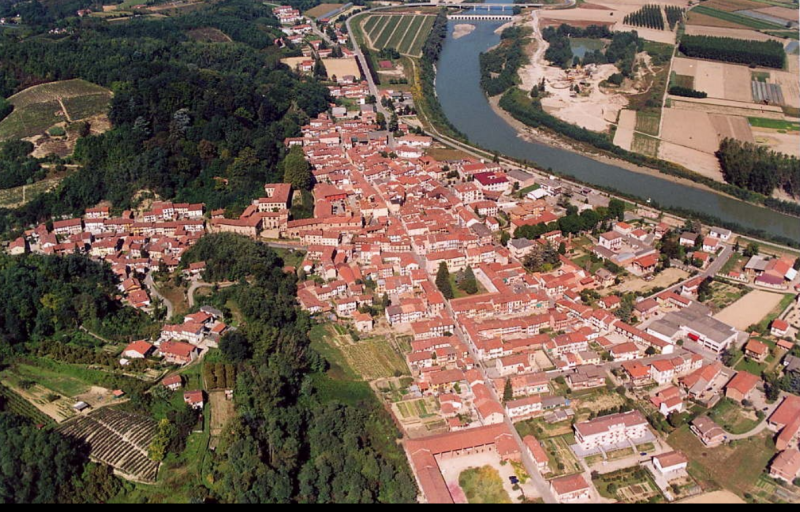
434, 18, 800, 242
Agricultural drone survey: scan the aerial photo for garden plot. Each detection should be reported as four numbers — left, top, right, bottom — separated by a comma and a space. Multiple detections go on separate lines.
59, 408, 160, 482
708, 114, 754, 143
660, 108, 720, 152
683, 24, 785, 42
671, 58, 753, 103
613, 109, 637, 151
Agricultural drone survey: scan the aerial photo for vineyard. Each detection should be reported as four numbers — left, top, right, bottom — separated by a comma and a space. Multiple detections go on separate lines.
0, 383, 53, 426
362, 14, 436, 58
59, 408, 160, 482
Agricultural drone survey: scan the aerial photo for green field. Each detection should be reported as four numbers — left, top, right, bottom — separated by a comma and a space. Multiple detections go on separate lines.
689, 6, 787, 30
364, 14, 435, 57
0, 174, 63, 208
632, 132, 660, 157
667, 425, 776, 497
635, 111, 661, 136
672, 74, 695, 89
748, 117, 800, 131
459, 466, 512, 504
0, 79, 111, 141
7, 363, 91, 397
708, 398, 762, 435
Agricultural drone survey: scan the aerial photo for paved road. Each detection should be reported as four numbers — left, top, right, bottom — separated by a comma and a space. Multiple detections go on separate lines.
144, 272, 173, 319
187, 280, 235, 308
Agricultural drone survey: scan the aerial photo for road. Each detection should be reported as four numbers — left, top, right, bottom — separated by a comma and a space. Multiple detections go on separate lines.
187, 279, 235, 308
645, 244, 733, 300
144, 272, 174, 319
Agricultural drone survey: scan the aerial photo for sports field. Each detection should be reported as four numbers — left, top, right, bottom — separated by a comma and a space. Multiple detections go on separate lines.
362, 14, 436, 57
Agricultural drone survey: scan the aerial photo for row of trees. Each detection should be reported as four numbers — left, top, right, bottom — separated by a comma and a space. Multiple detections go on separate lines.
716, 138, 800, 197
623, 4, 665, 31
668, 85, 707, 98
665, 6, 684, 30
679, 35, 785, 69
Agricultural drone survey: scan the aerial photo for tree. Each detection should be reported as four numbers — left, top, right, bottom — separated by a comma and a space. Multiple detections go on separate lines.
283, 145, 313, 191
608, 198, 626, 221
744, 242, 760, 258
645, 346, 656, 356
558, 241, 566, 255
503, 378, 513, 402
436, 262, 454, 300
461, 266, 478, 295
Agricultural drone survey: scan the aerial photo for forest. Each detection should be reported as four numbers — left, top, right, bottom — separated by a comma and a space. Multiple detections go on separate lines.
0, 140, 46, 189
0, 0, 331, 237
179, 234, 418, 503
678, 35, 785, 69
0, 252, 155, 352
479, 26, 530, 96
716, 138, 800, 197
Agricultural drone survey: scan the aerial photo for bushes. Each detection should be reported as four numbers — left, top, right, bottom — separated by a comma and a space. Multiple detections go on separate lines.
679, 35, 785, 69
668, 86, 707, 98
716, 138, 799, 197
480, 26, 529, 96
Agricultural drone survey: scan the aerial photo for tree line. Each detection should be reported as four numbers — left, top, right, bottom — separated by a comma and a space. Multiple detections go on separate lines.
679, 35, 785, 69
623, 4, 665, 31
716, 138, 800, 197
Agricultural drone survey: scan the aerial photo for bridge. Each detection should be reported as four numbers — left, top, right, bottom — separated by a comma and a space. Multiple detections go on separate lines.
448, 13, 513, 20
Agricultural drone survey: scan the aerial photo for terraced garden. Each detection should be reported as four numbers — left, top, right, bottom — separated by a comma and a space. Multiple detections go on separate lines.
363, 14, 436, 57
59, 408, 160, 482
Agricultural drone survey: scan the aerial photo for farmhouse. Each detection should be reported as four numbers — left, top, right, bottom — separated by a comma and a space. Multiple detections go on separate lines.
123, 340, 154, 359
159, 340, 199, 366
725, 370, 760, 403
162, 374, 183, 391
183, 390, 205, 410
652, 450, 688, 478
691, 415, 726, 447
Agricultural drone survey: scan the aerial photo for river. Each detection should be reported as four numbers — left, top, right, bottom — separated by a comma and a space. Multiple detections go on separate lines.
433, 16, 800, 242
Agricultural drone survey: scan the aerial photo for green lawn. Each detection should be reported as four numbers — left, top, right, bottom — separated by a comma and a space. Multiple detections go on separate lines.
10, 363, 90, 396
748, 117, 800, 131
734, 356, 766, 376
459, 465, 512, 504
709, 398, 762, 435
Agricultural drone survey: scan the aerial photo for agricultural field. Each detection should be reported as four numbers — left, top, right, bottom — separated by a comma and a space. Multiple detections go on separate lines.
0, 383, 54, 425
667, 425, 777, 497
635, 111, 661, 136
748, 117, 800, 131
208, 390, 235, 450
632, 132, 660, 157
689, 5, 788, 30
0, 174, 64, 208
59, 407, 161, 482
0, 79, 112, 141
362, 14, 436, 57
304, 3, 345, 19
309, 323, 409, 381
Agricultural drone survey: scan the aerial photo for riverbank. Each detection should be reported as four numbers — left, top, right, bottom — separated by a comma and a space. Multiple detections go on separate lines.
453, 23, 476, 39
485, 94, 737, 200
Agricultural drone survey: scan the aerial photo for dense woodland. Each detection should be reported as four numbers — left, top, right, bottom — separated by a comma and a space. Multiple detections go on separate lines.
479, 26, 530, 96
623, 4, 665, 31
678, 35, 785, 69
716, 138, 800, 197
0, 0, 330, 237
181, 235, 418, 503
0, 140, 46, 189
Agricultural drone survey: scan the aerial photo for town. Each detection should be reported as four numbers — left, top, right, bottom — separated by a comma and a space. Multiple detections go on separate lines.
7, 90, 800, 502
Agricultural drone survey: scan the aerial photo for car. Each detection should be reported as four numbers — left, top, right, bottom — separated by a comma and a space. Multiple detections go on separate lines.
640, 452, 648, 456
763, 407, 769, 411
509, 476, 519, 484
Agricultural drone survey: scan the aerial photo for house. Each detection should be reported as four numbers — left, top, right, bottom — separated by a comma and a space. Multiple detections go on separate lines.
566, 365, 606, 390
162, 374, 183, 391
523, 435, 549, 473
650, 386, 683, 417
691, 415, 726, 447
122, 340, 154, 359
769, 449, 800, 484
725, 370, 760, 403
609, 342, 640, 361
652, 451, 688, 478
550, 474, 591, 503
709, 227, 731, 241
771, 318, 789, 338
505, 395, 543, 420
679, 232, 698, 247
183, 390, 205, 410
353, 312, 373, 332
159, 340, 199, 366
744, 338, 769, 362
573, 410, 650, 450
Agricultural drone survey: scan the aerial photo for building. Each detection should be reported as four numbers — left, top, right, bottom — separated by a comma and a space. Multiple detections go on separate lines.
573, 410, 649, 450
183, 390, 205, 410
769, 449, 800, 484
550, 474, 592, 503
646, 303, 738, 353
725, 370, 760, 403
122, 340, 154, 359
772, 318, 789, 338
691, 415, 726, 447
159, 340, 199, 366
405, 424, 519, 504
162, 374, 183, 391
522, 435, 549, 473
652, 450, 688, 478
744, 338, 769, 362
